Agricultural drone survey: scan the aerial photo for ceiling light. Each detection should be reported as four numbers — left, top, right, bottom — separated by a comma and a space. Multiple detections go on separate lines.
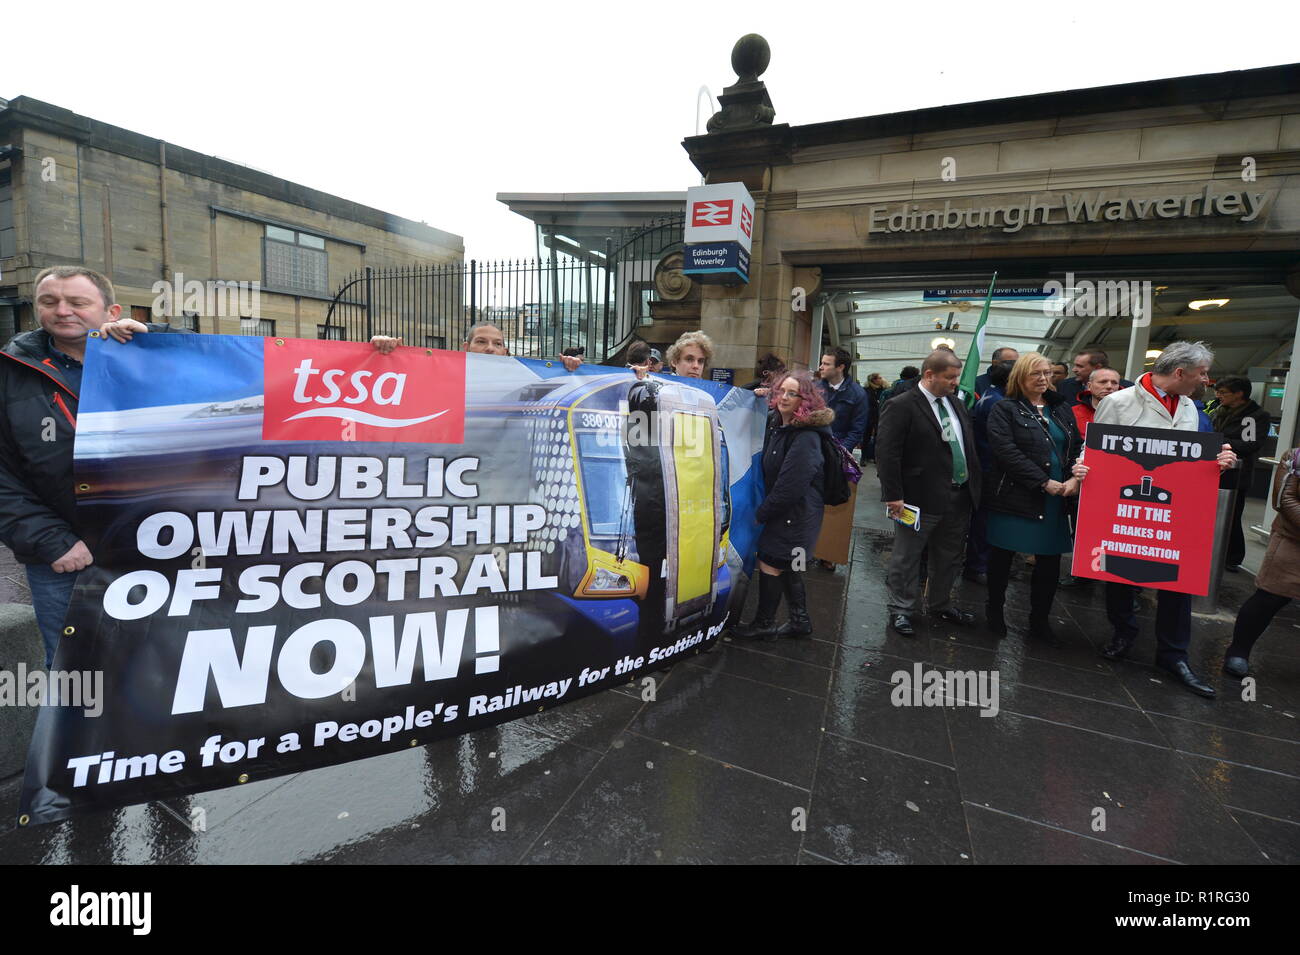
931, 337, 956, 350
1145, 350, 1162, 358
1188, 298, 1229, 310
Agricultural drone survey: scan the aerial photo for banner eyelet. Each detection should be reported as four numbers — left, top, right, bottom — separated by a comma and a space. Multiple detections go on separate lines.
237, 774, 250, 784
18, 814, 29, 826
78, 484, 90, 491
274, 339, 285, 347
63, 626, 75, 636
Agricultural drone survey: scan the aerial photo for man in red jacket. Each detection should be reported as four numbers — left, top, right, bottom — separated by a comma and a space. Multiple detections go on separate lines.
1070, 366, 1122, 436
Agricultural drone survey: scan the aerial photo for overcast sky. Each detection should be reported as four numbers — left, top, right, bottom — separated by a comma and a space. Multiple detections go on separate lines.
6, 0, 1298, 260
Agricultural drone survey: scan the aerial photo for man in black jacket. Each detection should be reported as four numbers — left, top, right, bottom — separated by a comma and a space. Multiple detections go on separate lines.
1212, 377, 1269, 571
0, 266, 187, 665
875, 349, 983, 635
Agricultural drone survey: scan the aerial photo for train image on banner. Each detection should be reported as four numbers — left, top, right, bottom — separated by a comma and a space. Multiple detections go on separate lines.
472, 372, 740, 641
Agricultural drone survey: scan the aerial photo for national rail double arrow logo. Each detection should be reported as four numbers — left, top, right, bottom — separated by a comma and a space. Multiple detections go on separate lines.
692, 200, 733, 227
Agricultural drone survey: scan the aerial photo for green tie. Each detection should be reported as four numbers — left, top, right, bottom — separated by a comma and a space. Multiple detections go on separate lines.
936, 398, 968, 485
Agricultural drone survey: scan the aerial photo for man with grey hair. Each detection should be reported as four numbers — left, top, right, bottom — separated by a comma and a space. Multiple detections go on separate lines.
1082, 341, 1237, 698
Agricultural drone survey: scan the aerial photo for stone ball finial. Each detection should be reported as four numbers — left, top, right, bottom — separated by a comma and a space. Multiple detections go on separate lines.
730, 34, 770, 84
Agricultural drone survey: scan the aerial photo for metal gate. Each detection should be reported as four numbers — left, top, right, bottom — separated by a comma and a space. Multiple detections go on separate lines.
323, 214, 684, 362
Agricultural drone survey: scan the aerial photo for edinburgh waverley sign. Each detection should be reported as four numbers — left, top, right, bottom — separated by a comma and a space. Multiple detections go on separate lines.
867, 184, 1273, 235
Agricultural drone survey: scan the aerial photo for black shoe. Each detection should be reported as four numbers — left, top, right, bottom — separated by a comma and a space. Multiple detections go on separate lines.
1222, 655, 1249, 679
963, 571, 987, 585
1160, 661, 1216, 699
931, 607, 976, 627
889, 614, 915, 637
1058, 575, 1092, 588
736, 572, 784, 641
815, 559, 837, 572
1100, 637, 1132, 661
1224, 564, 1241, 574
985, 604, 1007, 637
776, 571, 813, 638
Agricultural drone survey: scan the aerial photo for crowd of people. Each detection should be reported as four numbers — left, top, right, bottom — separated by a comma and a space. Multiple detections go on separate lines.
859, 341, 1291, 701
1, 264, 1294, 705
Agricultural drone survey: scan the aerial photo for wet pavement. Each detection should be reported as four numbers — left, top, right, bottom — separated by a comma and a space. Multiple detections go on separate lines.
2, 470, 1297, 864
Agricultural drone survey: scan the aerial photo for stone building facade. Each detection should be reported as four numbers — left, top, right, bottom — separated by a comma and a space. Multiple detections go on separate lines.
682, 55, 1300, 397
0, 96, 462, 340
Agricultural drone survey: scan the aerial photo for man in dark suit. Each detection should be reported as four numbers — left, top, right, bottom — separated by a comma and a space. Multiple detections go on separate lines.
876, 349, 983, 635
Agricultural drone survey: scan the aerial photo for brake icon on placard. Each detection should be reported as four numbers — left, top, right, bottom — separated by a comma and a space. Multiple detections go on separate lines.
1119, 474, 1172, 505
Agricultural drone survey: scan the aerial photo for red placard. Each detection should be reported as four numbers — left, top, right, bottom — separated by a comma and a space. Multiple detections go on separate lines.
1071, 424, 1222, 595
262, 338, 466, 444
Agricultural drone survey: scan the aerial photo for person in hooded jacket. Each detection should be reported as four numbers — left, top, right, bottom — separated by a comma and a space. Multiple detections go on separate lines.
735, 372, 834, 640
982, 352, 1082, 643
0, 266, 192, 666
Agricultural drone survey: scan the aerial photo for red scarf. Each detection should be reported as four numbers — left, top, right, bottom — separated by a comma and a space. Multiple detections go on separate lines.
1139, 373, 1180, 417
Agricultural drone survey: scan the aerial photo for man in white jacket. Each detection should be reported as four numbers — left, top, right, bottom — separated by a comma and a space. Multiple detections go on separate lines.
1088, 341, 1237, 699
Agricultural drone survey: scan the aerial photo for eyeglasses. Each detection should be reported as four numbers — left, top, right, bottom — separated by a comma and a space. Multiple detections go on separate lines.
1028, 370, 1053, 378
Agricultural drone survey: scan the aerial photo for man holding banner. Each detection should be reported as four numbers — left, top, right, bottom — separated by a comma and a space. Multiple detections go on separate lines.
1076, 342, 1237, 699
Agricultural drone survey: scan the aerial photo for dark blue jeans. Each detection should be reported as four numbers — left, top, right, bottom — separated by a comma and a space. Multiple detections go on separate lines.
1105, 582, 1191, 669
24, 564, 79, 667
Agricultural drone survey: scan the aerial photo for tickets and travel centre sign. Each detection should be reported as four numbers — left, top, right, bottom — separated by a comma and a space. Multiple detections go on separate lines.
683, 183, 754, 284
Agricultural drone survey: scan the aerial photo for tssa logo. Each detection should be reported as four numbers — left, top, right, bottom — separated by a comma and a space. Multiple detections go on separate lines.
262, 340, 465, 443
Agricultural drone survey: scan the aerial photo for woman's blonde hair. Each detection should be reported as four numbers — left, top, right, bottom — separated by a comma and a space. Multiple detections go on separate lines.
666, 330, 714, 369
1004, 352, 1054, 400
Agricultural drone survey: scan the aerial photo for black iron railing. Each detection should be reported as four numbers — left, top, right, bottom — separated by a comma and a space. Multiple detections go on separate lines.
324, 214, 684, 362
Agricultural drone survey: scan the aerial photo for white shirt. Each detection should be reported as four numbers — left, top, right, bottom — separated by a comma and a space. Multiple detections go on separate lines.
918, 381, 968, 460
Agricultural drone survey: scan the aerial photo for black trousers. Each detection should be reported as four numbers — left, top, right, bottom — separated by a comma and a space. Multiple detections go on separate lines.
1225, 483, 1250, 568
1105, 583, 1191, 669
987, 547, 1061, 621
1227, 588, 1292, 660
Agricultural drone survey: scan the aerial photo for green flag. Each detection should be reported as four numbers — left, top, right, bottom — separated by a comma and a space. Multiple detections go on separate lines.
960, 272, 998, 407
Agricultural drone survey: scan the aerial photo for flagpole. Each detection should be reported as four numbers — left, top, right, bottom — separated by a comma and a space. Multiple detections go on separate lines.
960, 271, 998, 407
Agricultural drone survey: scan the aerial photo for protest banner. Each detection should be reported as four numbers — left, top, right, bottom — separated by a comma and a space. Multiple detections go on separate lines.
18, 335, 766, 825
1071, 423, 1223, 595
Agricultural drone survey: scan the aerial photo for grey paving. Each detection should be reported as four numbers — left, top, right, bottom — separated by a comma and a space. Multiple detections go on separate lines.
2, 468, 1296, 864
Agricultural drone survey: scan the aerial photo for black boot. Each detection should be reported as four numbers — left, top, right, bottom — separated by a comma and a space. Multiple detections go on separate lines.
735, 572, 783, 641
1027, 556, 1062, 646
776, 571, 812, 638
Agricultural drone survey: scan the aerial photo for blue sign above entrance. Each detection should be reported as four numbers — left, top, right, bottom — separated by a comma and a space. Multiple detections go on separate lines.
683, 242, 750, 284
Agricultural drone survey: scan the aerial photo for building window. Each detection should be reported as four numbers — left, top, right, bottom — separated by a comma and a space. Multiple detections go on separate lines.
264, 225, 328, 295
240, 317, 275, 337
176, 311, 200, 332
0, 169, 13, 260
317, 324, 345, 340
425, 335, 446, 350
130, 305, 153, 324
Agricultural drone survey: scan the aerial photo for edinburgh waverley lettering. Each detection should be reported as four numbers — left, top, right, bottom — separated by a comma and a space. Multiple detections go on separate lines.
867, 184, 1273, 235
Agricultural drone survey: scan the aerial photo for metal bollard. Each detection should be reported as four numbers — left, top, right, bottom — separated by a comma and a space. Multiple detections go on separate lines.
1192, 487, 1236, 614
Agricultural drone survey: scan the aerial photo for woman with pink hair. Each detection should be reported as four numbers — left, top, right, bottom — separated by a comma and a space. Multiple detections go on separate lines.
736, 372, 835, 640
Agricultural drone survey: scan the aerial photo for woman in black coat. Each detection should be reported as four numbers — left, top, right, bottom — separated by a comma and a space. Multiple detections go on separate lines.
983, 352, 1082, 643
736, 372, 835, 640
